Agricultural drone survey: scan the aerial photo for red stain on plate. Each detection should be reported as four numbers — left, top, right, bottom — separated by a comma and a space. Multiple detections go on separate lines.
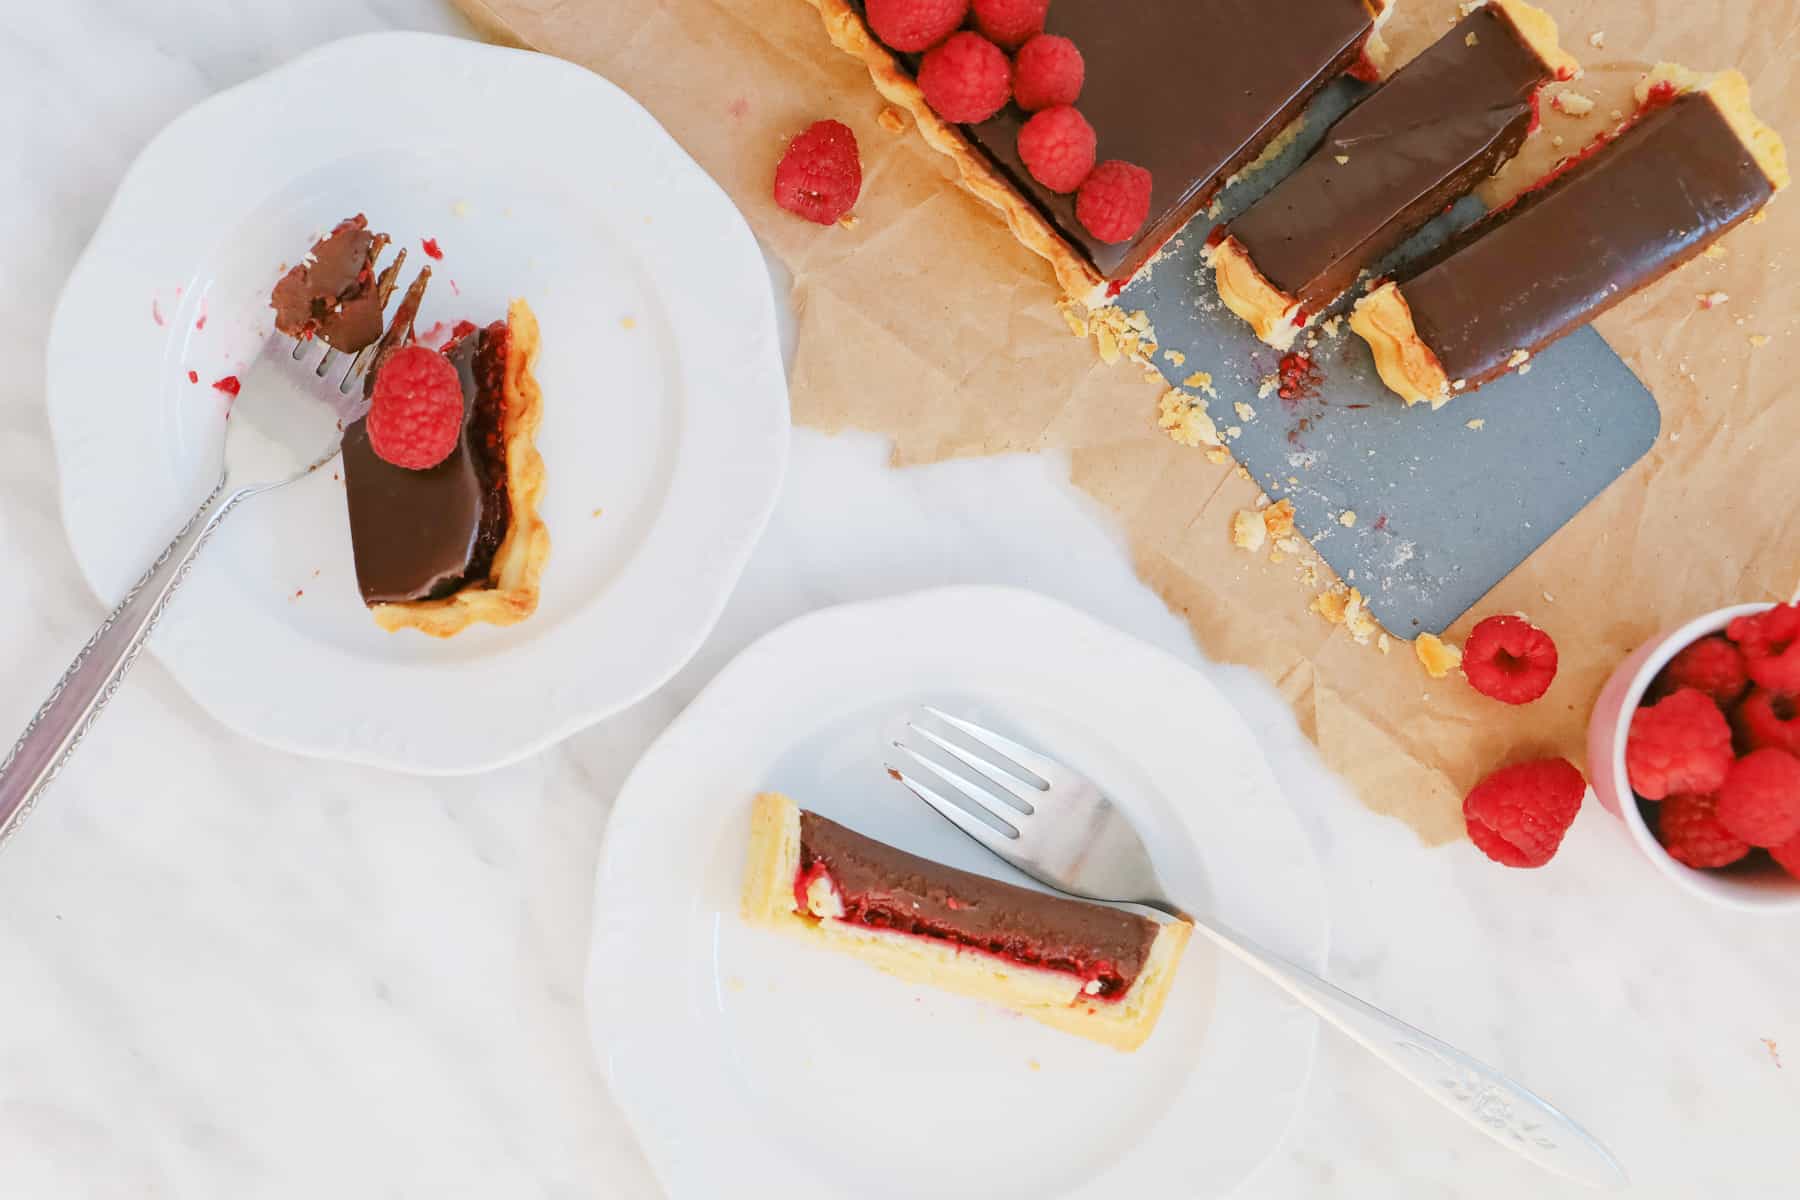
421, 237, 444, 260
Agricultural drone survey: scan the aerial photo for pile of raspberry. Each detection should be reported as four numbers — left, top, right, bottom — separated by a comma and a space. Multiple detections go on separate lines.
865, 0, 1153, 244
1626, 604, 1800, 877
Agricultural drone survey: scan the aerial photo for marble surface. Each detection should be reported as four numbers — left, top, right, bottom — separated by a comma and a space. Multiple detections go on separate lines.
1, 3, 1794, 1196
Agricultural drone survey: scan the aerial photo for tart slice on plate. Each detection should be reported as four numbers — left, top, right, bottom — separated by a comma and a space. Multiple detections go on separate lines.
271, 216, 550, 636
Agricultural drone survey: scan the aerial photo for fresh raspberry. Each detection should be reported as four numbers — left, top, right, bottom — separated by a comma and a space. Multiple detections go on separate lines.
1076, 159, 1153, 244
1727, 604, 1800, 692
1626, 688, 1734, 801
1462, 614, 1558, 704
1772, 833, 1800, 879
774, 120, 863, 225
1013, 34, 1085, 112
366, 344, 464, 470
1716, 748, 1800, 847
1462, 758, 1586, 868
866, 0, 968, 52
917, 32, 1012, 124
1733, 687, 1800, 755
971, 0, 1049, 50
1655, 792, 1751, 869
1653, 634, 1749, 706
1017, 106, 1096, 193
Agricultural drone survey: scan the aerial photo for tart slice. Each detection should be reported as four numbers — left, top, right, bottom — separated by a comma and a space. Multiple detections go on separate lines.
1351, 64, 1788, 406
808, 0, 1390, 301
1210, 0, 1577, 349
742, 792, 1191, 1051
271, 217, 549, 635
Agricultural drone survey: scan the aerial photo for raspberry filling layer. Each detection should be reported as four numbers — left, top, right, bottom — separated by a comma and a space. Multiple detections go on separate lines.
794, 811, 1158, 1000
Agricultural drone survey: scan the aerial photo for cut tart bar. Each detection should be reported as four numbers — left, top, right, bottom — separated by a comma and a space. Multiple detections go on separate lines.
807, 0, 1391, 300
742, 793, 1191, 1051
1352, 64, 1789, 406
271, 217, 549, 636
1210, 0, 1577, 349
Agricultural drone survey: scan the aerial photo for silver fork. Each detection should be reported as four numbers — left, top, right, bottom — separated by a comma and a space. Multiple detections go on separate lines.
0, 263, 430, 847
889, 706, 1628, 1191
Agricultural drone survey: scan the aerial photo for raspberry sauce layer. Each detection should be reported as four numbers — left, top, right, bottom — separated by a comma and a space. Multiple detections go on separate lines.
851, 0, 1378, 282
1393, 91, 1775, 389
341, 321, 512, 605
795, 810, 1159, 998
1226, 3, 1558, 315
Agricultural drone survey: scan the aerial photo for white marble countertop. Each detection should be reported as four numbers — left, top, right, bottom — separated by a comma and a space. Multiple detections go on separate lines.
1, 3, 1794, 1196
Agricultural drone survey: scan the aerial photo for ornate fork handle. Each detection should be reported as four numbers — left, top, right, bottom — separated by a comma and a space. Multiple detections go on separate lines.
1190, 916, 1627, 1190
0, 480, 254, 847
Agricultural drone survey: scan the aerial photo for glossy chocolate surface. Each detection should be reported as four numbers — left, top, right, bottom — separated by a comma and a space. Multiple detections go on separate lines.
1398, 93, 1774, 388
341, 322, 511, 606
1228, 4, 1554, 313
797, 810, 1160, 993
270, 215, 389, 352
852, 0, 1376, 281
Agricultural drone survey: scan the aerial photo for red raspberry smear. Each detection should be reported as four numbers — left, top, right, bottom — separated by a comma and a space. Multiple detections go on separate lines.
1626, 688, 1734, 801
866, 0, 968, 53
1017, 106, 1096, 194
1463, 757, 1586, 868
212, 376, 241, 397
366, 344, 464, 471
971, 0, 1049, 50
917, 31, 1012, 125
1716, 748, 1800, 848
1727, 603, 1800, 693
1656, 792, 1750, 870
1462, 614, 1558, 705
421, 237, 444, 260
773, 119, 863, 226
1654, 634, 1749, 706
187, 370, 199, 384
1013, 34, 1085, 112
1076, 160, 1153, 244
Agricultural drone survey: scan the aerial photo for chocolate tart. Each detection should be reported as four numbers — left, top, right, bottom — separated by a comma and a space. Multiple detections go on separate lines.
742, 793, 1191, 1051
272, 218, 549, 635
1210, 0, 1577, 349
806, 0, 1391, 302
1351, 63, 1789, 406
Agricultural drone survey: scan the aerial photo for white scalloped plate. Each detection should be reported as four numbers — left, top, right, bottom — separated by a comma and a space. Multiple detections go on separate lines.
589, 587, 1328, 1200
45, 34, 788, 772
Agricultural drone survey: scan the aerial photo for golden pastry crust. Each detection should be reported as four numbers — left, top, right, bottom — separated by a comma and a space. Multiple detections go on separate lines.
742, 793, 1191, 1052
803, 0, 1107, 301
1637, 63, 1789, 193
1207, 236, 1306, 350
372, 299, 550, 636
1490, 0, 1579, 80
1350, 283, 1452, 408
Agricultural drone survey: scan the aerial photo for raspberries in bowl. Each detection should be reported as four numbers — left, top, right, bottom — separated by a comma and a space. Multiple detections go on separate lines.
1589, 601, 1800, 911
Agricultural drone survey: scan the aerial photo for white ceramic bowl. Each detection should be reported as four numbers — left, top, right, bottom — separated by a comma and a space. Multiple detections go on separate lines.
1587, 602, 1800, 912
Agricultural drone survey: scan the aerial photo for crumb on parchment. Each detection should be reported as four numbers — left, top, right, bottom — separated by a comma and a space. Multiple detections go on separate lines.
1415, 633, 1463, 679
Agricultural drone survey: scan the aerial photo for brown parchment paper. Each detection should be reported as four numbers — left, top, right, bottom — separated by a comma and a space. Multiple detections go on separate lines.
457, 0, 1800, 845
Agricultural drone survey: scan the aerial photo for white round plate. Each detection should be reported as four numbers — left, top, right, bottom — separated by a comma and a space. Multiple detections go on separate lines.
590, 587, 1327, 1200
45, 34, 788, 772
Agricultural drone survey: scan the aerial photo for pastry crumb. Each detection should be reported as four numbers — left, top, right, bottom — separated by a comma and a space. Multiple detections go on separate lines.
1321, 315, 1343, 338
1377, 633, 1391, 655
1205, 447, 1232, 465
1451, 378, 1468, 392
1257, 374, 1279, 400
1415, 633, 1463, 679
1264, 499, 1297, 540
1226, 425, 1243, 438
1464, 32, 1479, 46
1231, 510, 1268, 552
1158, 390, 1221, 448
1588, 30, 1605, 48
1699, 291, 1729, 310
839, 213, 860, 230
1335, 154, 1351, 165
1275, 537, 1304, 556
1543, 591, 1556, 603
1552, 134, 1566, 148
1028, 1058, 1042, 1072
1059, 303, 1088, 339
450, 200, 471, 218
877, 106, 906, 134
1235, 401, 1257, 422
1609, 108, 1624, 123
1703, 244, 1729, 261
1506, 348, 1531, 368
1339, 510, 1357, 528
620, 316, 638, 330
1553, 90, 1596, 117
1183, 370, 1218, 396
1749, 334, 1770, 348
591, 507, 604, 518
1164, 348, 1186, 366
1466, 418, 1486, 430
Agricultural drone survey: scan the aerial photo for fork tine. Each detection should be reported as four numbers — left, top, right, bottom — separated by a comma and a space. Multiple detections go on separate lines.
888, 764, 1020, 852
890, 743, 1021, 837
906, 722, 1039, 813
919, 707, 1061, 783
